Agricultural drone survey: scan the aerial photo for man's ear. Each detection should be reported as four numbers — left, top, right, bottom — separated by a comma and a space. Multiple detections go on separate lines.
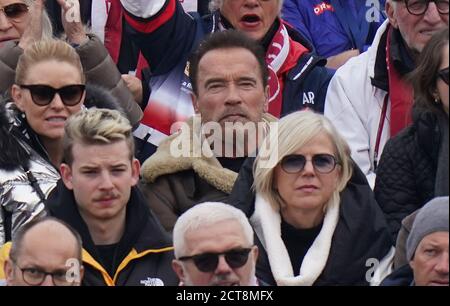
386, 0, 399, 29
60, 163, 74, 190
4, 259, 15, 286
131, 158, 141, 186
191, 93, 200, 114
11, 85, 26, 112
252, 245, 259, 263
172, 260, 186, 285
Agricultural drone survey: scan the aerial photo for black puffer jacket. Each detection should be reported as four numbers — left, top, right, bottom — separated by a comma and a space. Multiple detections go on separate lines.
229, 158, 393, 286
374, 110, 445, 240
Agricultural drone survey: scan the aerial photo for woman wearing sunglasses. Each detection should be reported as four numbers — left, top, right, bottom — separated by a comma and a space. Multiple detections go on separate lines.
0, 39, 124, 246
0, 0, 142, 126
229, 111, 394, 285
374, 28, 449, 269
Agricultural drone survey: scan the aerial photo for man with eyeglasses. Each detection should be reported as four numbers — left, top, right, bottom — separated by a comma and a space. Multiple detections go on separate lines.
1, 217, 84, 286
324, 0, 449, 189
172, 202, 260, 286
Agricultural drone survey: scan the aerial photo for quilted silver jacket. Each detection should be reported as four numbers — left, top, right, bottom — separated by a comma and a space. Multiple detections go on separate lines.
0, 103, 59, 245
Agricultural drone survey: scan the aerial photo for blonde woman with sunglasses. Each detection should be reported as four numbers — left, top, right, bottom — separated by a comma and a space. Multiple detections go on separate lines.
0, 0, 142, 126
0, 39, 125, 247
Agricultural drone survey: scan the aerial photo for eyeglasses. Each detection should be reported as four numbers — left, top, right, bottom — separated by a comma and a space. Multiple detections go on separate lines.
0, 3, 29, 20
402, 0, 449, 15
12, 261, 75, 286
438, 67, 449, 85
281, 154, 339, 174
178, 248, 252, 273
19, 84, 86, 106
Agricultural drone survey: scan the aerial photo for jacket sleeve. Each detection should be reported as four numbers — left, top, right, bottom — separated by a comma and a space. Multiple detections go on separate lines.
0, 42, 23, 94
324, 65, 377, 188
0, 205, 4, 246
374, 134, 419, 240
281, 0, 313, 46
139, 179, 179, 233
120, 0, 198, 75
76, 34, 143, 127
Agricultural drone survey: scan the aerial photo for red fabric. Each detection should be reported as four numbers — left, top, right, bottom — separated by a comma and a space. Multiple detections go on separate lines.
123, 0, 176, 34
266, 25, 308, 118
386, 28, 414, 137
136, 53, 150, 80
104, 0, 123, 64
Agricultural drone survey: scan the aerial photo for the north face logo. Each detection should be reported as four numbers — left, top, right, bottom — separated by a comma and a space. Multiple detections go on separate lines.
140, 277, 164, 286
303, 92, 315, 105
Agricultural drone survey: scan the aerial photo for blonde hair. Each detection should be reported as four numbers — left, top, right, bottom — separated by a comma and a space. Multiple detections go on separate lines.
253, 110, 353, 211
63, 108, 134, 165
15, 39, 84, 85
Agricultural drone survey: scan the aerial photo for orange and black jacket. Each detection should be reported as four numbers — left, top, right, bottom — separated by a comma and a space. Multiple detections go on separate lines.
47, 181, 178, 286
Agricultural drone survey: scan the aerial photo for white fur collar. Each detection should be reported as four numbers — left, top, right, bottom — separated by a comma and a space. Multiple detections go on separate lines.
251, 193, 340, 286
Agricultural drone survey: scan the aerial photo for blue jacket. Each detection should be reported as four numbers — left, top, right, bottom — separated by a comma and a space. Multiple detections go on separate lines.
123, 0, 333, 162
282, 0, 386, 57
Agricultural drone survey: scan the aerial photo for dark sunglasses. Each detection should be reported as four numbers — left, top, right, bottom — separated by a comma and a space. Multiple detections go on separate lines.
438, 67, 449, 85
0, 3, 29, 19
281, 153, 339, 174
19, 84, 86, 106
178, 248, 252, 273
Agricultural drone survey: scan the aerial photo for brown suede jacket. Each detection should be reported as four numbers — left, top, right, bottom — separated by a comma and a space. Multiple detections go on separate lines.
140, 114, 276, 232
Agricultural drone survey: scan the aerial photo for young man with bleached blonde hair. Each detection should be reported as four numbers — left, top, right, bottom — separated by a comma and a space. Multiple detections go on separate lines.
44, 108, 178, 286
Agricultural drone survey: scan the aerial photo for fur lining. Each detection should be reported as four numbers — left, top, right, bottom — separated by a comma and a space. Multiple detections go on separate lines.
140, 115, 237, 194
141, 113, 277, 194
251, 193, 340, 286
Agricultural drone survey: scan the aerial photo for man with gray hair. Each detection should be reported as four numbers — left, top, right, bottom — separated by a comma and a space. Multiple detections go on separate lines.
325, 0, 448, 188
172, 202, 259, 286
381, 196, 449, 286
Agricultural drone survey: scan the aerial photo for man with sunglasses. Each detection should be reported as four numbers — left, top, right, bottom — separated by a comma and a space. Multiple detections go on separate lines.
1, 217, 84, 286
172, 202, 260, 286
325, 0, 449, 189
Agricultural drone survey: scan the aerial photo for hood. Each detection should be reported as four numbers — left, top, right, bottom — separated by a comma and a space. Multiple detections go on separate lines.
84, 83, 125, 114
141, 113, 276, 194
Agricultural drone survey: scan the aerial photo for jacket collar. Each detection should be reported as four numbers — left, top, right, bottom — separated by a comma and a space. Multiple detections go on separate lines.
251, 193, 340, 286
372, 25, 416, 91
47, 181, 171, 273
141, 114, 276, 194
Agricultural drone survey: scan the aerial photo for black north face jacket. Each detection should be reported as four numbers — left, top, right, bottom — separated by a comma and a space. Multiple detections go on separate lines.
47, 182, 178, 286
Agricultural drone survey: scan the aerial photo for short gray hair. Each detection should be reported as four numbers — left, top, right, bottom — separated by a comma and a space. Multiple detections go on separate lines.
63, 108, 134, 165
10, 216, 83, 262
173, 202, 254, 258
